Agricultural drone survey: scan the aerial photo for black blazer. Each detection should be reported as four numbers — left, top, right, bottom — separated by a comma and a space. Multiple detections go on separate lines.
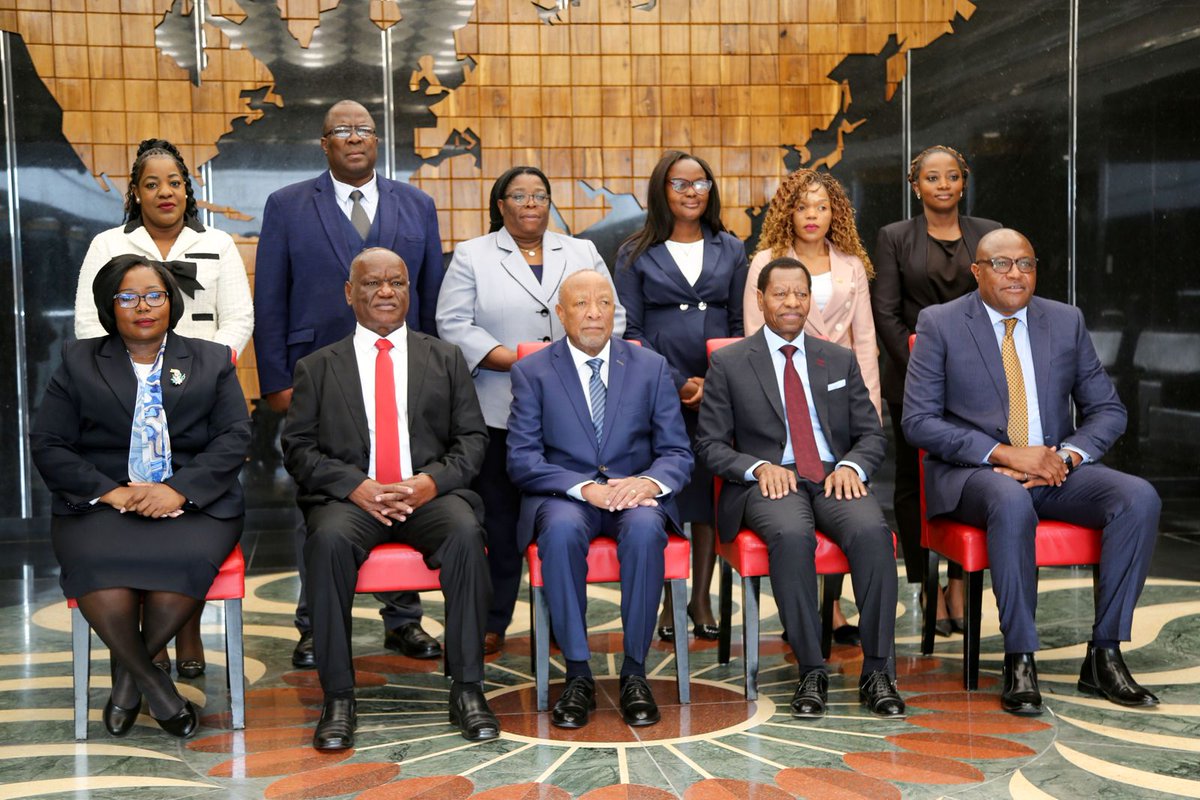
871, 214, 1001, 403
31, 332, 250, 518
281, 330, 487, 511
695, 330, 887, 542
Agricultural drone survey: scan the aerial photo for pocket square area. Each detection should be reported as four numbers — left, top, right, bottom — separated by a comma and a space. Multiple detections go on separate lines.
827, 379, 847, 391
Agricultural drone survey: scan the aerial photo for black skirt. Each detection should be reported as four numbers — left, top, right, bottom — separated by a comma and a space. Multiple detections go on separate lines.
52, 507, 242, 600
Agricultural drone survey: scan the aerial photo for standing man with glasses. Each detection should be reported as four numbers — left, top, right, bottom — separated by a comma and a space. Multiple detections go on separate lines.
904, 228, 1161, 716
254, 99, 446, 670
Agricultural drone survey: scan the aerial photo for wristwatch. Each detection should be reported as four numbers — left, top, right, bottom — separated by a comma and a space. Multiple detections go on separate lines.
1056, 448, 1076, 474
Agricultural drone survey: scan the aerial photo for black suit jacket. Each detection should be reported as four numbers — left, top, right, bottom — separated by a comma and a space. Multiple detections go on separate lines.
31, 332, 250, 518
281, 330, 487, 511
695, 330, 887, 542
871, 213, 1001, 402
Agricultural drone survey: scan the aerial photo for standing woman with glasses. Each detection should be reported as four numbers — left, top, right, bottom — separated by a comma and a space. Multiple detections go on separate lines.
72, 138, 253, 679
437, 166, 625, 655
871, 145, 1000, 635
615, 150, 748, 643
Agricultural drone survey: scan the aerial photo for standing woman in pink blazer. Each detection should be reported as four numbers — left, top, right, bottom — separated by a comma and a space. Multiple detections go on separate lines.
743, 168, 879, 643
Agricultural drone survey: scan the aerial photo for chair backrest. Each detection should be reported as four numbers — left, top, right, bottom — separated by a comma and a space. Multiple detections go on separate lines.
707, 337, 742, 361
516, 339, 641, 360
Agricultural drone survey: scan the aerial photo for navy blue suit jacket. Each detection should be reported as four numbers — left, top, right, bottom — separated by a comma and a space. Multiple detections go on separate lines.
253, 171, 444, 395
614, 228, 747, 390
902, 291, 1126, 518
506, 337, 694, 550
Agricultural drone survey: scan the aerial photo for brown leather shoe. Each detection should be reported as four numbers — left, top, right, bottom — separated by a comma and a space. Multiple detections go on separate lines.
483, 631, 505, 656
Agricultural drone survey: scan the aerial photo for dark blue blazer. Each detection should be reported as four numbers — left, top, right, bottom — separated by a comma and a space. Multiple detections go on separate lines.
614, 228, 747, 389
506, 337, 694, 550
902, 291, 1126, 518
253, 171, 444, 395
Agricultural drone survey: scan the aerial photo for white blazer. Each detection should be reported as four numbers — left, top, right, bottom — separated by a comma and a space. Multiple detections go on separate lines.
436, 227, 626, 428
74, 220, 254, 354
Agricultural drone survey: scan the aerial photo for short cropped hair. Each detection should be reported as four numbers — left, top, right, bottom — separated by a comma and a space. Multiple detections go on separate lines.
757, 256, 812, 294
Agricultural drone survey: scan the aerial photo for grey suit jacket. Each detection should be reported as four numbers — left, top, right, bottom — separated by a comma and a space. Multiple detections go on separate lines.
695, 329, 887, 541
436, 228, 625, 428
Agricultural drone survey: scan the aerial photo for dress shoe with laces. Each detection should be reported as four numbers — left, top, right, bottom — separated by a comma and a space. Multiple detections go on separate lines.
1078, 643, 1159, 707
154, 699, 199, 739
619, 676, 660, 726
292, 630, 316, 669
385, 623, 442, 659
449, 682, 500, 740
859, 670, 906, 717
103, 697, 140, 737
483, 631, 505, 656
551, 676, 596, 728
790, 670, 829, 718
313, 697, 357, 751
1001, 652, 1043, 716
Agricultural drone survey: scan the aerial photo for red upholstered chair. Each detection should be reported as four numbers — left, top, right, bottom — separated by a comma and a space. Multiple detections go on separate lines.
516, 339, 690, 712
69, 545, 246, 739
908, 333, 1103, 689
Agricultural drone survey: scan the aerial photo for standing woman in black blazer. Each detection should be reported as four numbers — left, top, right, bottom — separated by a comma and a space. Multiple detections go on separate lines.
871, 146, 1000, 633
32, 256, 251, 738
614, 150, 748, 641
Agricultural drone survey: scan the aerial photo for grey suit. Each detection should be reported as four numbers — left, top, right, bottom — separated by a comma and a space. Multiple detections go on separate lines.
696, 330, 897, 672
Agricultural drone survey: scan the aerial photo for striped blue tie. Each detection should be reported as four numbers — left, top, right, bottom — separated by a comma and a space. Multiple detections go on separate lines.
586, 357, 605, 443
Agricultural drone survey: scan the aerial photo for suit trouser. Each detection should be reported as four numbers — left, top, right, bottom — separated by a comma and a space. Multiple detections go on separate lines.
474, 428, 523, 635
534, 498, 669, 665
293, 495, 423, 634
742, 469, 897, 676
303, 494, 491, 695
949, 464, 1160, 654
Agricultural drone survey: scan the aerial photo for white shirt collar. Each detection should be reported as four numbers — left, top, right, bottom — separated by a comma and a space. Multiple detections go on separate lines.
330, 170, 379, 205
981, 300, 1029, 328
354, 322, 407, 353
762, 325, 807, 356
566, 337, 612, 370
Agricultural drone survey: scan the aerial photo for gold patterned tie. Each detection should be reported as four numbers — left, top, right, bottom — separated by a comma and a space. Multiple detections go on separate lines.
1001, 318, 1028, 447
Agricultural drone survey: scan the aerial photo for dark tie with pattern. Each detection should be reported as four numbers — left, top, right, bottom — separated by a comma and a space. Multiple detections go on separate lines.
586, 357, 605, 443
779, 344, 825, 484
1001, 318, 1029, 447
349, 189, 371, 241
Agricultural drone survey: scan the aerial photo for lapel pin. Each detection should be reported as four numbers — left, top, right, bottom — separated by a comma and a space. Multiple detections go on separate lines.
815, 358, 826, 367
170, 368, 186, 385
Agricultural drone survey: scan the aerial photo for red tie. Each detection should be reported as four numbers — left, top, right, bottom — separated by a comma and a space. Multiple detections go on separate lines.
374, 338, 402, 484
779, 344, 825, 484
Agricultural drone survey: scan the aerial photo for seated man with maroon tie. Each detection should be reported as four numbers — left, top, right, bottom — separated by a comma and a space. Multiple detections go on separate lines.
282, 247, 497, 751
695, 257, 904, 719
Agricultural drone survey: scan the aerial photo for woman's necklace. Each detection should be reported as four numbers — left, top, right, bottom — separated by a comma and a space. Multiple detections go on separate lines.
520, 242, 541, 258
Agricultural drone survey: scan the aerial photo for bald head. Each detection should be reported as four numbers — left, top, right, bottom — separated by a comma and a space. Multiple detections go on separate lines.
556, 271, 615, 356
976, 228, 1034, 262
323, 100, 372, 132
971, 228, 1037, 316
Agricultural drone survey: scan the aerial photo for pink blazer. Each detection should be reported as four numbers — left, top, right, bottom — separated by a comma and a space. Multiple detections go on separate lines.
744, 243, 882, 419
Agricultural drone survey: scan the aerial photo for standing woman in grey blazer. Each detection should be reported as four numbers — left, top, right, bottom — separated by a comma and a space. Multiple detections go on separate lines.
436, 166, 625, 654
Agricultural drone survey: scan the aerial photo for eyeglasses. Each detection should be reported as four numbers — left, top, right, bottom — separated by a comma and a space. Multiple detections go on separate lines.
324, 125, 376, 140
975, 256, 1037, 274
667, 178, 713, 194
505, 192, 550, 206
114, 291, 169, 309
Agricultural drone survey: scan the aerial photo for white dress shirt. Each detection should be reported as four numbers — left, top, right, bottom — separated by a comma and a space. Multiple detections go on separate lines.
353, 323, 413, 481
330, 170, 379, 225
665, 238, 705, 286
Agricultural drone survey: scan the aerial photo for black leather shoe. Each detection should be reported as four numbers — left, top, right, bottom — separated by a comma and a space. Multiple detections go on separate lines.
313, 697, 357, 751
292, 631, 316, 669
153, 657, 171, 674
833, 624, 861, 647
1078, 643, 1159, 707
385, 623, 442, 659
619, 676, 660, 726
687, 605, 719, 641
551, 676, 596, 728
948, 618, 966, 634
177, 660, 205, 679
154, 699, 199, 739
657, 624, 675, 643
859, 670, 906, 717
449, 682, 500, 741
103, 697, 140, 737
790, 670, 828, 718
1001, 652, 1044, 716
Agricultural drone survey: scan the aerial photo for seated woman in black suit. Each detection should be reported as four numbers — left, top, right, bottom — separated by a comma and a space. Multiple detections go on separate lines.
32, 255, 251, 739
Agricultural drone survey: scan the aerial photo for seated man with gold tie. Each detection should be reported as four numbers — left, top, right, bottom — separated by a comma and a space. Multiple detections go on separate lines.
282, 247, 497, 751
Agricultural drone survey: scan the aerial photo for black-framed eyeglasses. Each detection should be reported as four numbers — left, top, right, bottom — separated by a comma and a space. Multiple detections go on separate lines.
976, 256, 1037, 274
324, 125, 376, 140
667, 178, 713, 194
114, 291, 169, 309
505, 191, 550, 206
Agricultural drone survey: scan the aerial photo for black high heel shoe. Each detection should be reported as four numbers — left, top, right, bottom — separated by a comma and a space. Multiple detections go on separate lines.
657, 624, 675, 643
177, 660, 206, 679
154, 699, 199, 738
919, 585, 954, 637
104, 697, 141, 736
687, 605, 719, 640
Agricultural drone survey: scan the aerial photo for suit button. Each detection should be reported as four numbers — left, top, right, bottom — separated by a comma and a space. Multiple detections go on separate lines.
539, 308, 549, 316
679, 303, 689, 311
542, 336, 551, 342
835, 323, 844, 331
599, 465, 608, 472
698, 301, 708, 310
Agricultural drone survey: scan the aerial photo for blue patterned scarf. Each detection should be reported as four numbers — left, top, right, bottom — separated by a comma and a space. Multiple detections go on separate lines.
127, 339, 173, 483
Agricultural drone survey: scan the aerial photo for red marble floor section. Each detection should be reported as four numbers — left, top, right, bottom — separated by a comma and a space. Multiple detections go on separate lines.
353, 654, 443, 674
282, 669, 389, 688
682, 778, 794, 799
188, 725, 315, 753
471, 783, 573, 800
578, 785, 678, 800
906, 710, 1052, 734
896, 672, 999, 692
263, 762, 401, 799
886, 731, 1037, 759
774, 767, 902, 800
905, 691, 1005, 712
356, 775, 474, 800
208, 745, 352, 778
201, 704, 322, 728
842, 751, 985, 784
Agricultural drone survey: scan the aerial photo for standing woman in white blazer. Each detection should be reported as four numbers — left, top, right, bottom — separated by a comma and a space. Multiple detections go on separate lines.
743, 167, 879, 645
71, 138, 254, 680
436, 166, 625, 655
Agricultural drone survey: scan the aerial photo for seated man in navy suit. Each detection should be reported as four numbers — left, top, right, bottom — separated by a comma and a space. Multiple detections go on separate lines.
507, 271, 693, 729
904, 228, 1161, 716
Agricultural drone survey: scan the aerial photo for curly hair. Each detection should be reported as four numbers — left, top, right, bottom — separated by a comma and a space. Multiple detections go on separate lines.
907, 145, 970, 188
123, 138, 199, 225
754, 169, 873, 279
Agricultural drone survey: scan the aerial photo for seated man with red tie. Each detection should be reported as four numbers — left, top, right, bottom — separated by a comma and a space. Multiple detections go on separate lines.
695, 257, 904, 719
282, 247, 497, 751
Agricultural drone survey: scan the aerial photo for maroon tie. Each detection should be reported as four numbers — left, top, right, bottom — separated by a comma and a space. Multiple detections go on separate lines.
374, 338, 402, 484
779, 344, 825, 484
